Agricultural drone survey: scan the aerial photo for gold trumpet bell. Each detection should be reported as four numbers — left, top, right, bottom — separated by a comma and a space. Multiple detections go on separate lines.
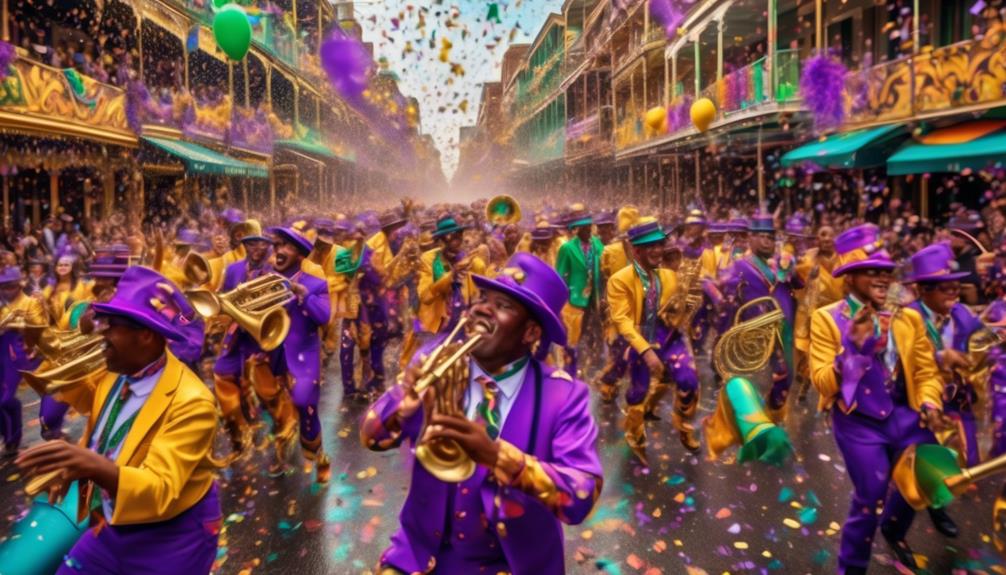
21, 331, 107, 395
485, 195, 521, 226
187, 274, 293, 351
182, 251, 212, 288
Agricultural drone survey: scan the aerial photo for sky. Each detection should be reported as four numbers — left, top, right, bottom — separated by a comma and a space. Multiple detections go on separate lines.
351, 0, 564, 181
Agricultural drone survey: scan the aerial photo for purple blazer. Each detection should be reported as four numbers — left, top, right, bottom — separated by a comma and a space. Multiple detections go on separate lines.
721, 255, 802, 326
277, 270, 330, 384
906, 300, 983, 353
362, 356, 603, 574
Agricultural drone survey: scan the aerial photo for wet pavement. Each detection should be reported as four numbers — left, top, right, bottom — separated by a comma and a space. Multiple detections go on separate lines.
1, 350, 1004, 575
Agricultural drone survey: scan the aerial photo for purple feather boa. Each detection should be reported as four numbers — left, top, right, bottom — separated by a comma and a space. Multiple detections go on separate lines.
799, 55, 847, 130
0, 41, 16, 80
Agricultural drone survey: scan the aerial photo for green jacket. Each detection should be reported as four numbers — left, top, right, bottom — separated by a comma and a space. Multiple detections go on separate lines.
555, 235, 604, 309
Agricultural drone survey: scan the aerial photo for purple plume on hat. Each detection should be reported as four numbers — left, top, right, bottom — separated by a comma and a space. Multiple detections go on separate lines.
0, 266, 23, 284
833, 224, 896, 277
472, 253, 569, 350
904, 243, 969, 283
268, 226, 313, 255
90, 266, 185, 341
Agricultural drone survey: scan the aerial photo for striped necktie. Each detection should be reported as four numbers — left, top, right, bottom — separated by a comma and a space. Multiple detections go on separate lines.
475, 375, 501, 440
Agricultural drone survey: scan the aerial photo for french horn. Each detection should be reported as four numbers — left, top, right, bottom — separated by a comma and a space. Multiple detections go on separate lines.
187, 273, 293, 352
713, 296, 785, 380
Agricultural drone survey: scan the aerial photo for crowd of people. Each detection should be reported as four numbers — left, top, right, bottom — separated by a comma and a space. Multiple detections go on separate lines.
0, 188, 1005, 574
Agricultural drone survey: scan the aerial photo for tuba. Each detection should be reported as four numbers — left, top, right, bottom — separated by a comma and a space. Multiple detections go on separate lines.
713, 296, 785, 380
485, 195, 522, 227
182, 251, 213, 288
187, 273, 293, 352
412, 316, 487, 483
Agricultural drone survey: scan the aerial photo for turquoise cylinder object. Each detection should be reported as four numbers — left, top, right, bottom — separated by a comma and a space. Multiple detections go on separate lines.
0, 482, 88, 575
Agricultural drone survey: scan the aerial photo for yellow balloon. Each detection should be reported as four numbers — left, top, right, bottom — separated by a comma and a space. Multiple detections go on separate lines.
690, 98, 717, 132
645, 106, 667, 132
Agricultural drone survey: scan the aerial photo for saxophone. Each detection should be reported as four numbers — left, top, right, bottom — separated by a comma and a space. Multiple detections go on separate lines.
660, 257, 704, 338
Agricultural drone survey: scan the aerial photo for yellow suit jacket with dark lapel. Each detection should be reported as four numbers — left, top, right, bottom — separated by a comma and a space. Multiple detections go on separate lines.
57, 352, 218, 525
606, 265, 678, 354
416, 248, 485, 334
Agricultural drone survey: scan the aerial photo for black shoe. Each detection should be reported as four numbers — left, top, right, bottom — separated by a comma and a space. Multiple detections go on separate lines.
842, 567, 867, 575
881, 529, 918, 570
927, 506, 960, 538
643, 411, 662, 422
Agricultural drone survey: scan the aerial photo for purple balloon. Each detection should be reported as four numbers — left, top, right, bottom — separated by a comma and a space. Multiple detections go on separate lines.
320, 32, 370, 103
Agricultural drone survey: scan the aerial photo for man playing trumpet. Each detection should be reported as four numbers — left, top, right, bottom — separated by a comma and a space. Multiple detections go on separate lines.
361, 252, 602, 575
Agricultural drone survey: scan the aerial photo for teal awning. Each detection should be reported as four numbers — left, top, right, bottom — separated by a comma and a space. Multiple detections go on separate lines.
275, 138, 337, 159
781, 125, 906, 169
887, 120, 1006, 175
143, 136, 268, 178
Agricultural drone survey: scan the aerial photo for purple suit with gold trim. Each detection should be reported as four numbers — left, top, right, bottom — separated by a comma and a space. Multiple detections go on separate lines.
361, 353, 602, 575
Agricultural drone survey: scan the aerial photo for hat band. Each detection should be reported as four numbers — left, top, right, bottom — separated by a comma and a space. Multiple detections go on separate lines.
630, 229, 666, 246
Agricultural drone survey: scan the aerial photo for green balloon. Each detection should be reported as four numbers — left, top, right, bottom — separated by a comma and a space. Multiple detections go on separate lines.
212, 0, 231, 8
213, 5, 252, 61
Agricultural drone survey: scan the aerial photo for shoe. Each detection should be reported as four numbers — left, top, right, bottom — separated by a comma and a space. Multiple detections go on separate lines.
315, 453, 332, 484
927, 507, 959, 538
643, 410, 662, 422
677, 425, 701, 453
598, 383, 618, 404
842, 567, 867, 575
2, 443, 18, 459
881, 529, 918, 570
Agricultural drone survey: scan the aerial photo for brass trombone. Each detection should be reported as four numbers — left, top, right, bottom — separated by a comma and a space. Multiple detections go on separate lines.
187, 274, 293, 351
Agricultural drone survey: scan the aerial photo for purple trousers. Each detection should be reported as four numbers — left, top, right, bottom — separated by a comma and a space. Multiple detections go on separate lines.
599, 335, 629, 386
40, 395, 70, 440
990, 368, 1006, 458
57, 483, 220, 575
831, 405, 936, 571
0, 396, 21, 448
626, 327, 698, 406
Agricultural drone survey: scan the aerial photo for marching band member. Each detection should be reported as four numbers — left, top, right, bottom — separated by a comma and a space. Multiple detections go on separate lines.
525, 221, 558, 267
417, 214, 486, 338
794, 225, 842, 402
0, 267, 46, 453
332, 225, 377, 398
678, 209, 708, 262
721, 214, 802, 420
608, 218, 701, 462
211, 225, 274, 457
361, 252, 602, 575
258, 227, 332, 481
207, 210, 249, 291
809, 224, 950, 574
17, 266, 221, 574
596, 207, 638, 403
555, 205, 604, 377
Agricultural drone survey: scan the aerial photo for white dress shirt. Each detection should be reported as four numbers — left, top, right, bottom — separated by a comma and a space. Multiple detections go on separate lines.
463, 356, 530, 430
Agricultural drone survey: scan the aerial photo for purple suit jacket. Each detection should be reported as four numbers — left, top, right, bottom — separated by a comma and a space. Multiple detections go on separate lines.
362, 354, 603, 574
722, 255, 801, 326
278, 270, 330, 384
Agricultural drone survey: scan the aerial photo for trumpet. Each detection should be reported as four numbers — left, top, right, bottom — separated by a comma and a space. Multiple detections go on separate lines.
22, 329, 107, 395
713, 296, 785, 380
187, 273, 293, 351
182, 251, 212, 288
412, 317, 486, 483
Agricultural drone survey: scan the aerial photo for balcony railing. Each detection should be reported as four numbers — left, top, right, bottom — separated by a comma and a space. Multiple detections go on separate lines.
0, 55, 133, 143
844, 28, 1006, 125
565, 108, 613, 158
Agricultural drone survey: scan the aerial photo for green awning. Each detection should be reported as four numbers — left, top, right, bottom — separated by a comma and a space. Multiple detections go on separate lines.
781, 125, 906, 169
887, 120, 1006, 175
143, 136, 268, 178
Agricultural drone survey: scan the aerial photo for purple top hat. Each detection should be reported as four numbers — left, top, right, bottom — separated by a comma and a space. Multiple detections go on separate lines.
91, 266, 185, 341
727, 217, 749, 232
683, 209, 707, 226
220, 208, 245, 226
747, 212, 775, 233
91, 244, 131, 279
947, 212, 984, 235
471, 253, 568, 348
268, 226, 313, 256
784, 214, 811, 237
174, 228, 199, 245
707, 221, 730, 234
594, 211, 616, 227
0, 266, 23, 284
903, 243, 969, 283
833, 224, 897, 277
627, 218, 667, 246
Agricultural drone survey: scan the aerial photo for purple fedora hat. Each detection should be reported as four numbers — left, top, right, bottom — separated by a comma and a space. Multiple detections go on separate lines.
268, 226, 314, 255
91, 266, 185, 341
220, 208, 245, 226
833, 223, 897, 277
594, 210, 616, 227
0, 266, 24, 284
627, 217, 667, 246
747, 212, 776, 233
174, 228, 200, 245
471, 252, 568, 348
904, 243, 969, 284
784, 214, 811, 237
531, 221, 556, 241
